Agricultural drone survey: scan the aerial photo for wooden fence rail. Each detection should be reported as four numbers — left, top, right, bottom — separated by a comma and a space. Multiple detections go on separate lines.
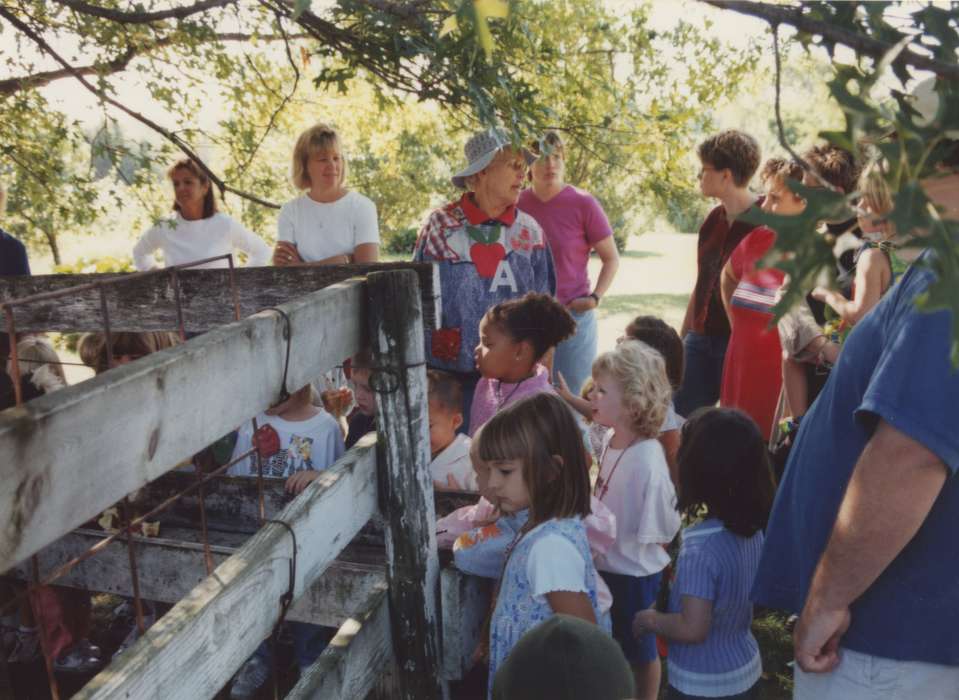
0, 262, 440, 332
0, 278, 364, 571
1, 267, 455, 699
75, 437, 379, 699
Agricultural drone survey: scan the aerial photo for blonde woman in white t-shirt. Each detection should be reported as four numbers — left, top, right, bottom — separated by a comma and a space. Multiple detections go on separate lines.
273, 124, 379, 266
132, 159, 271, 270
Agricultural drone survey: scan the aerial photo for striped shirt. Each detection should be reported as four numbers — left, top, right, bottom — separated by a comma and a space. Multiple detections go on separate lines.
667, 519, 763, 697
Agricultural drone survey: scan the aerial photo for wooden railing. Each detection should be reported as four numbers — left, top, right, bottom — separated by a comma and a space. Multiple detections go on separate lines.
0, 264, 471, 699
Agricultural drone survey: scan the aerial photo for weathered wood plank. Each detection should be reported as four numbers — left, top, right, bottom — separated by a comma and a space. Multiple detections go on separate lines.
0, 280, 365, 573
286, 588, 393, 700
440, 568, 491, 681
75, 434, 378, 700
367, 270, 446, 699
0, 262, 438, 332
10, 528, 386, 628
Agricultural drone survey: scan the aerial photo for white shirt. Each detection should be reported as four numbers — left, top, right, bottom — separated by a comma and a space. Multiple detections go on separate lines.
277, 191, 379, 262
594, 436, 681, 577
430, 433, 478, 491
526, 531, 588, 603
662, 401, 684, 432
227, 409, 344, 478
132, 212, 271, 270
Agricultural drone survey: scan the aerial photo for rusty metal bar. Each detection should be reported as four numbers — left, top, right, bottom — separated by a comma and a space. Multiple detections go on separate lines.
252, 417, 267, 525
170, 267, 188, 343
195, 461, 215, 576
3, 305, 22, 407
30, 556, 60, 700
30, 448, 255, 590
97, 283, 115, 370
227, 253, 242, 322
121, 498, 146, 635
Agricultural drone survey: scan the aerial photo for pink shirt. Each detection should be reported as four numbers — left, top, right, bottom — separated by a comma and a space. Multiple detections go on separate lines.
518, 186, 613, 304
468, 363, 555, 436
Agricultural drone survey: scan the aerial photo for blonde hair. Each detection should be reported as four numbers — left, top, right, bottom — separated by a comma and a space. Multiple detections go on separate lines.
0, 180, 6, 215
291, 123, 346, 190
859, 160, 893, 218
9, 336, 66, 391
592, 340, 671, 439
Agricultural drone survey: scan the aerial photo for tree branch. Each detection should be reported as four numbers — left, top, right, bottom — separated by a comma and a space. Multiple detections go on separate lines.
0, 6, 280, 209
49, 0, 237, 24
700, 0, 959, 80
0, 32, 309, 96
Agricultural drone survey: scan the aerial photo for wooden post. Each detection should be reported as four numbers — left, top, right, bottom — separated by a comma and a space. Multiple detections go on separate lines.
366, 269, 446, 700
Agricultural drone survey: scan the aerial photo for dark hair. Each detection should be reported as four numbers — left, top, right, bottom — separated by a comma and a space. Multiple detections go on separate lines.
697, 130, 761, 187
78, 332, 181, 374
760, 157, 805, 186
677, 408, 775, 537
427, 369, 464, 416
168, 159, 216, 218
487, 293, 576, 360
478, 393, 591, 524
624, 316, 684, 390
802, 144, 861, 194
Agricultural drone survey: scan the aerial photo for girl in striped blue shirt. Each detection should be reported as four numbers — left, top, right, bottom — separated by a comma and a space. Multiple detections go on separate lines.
633, 408, 775, 700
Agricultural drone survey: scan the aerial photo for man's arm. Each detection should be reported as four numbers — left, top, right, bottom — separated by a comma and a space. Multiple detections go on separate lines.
794, 418, 948, 673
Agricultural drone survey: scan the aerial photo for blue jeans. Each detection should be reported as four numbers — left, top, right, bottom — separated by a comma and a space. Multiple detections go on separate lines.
553, 308, 598, 397
253, 622, 334, 672
674, 331, 729, 417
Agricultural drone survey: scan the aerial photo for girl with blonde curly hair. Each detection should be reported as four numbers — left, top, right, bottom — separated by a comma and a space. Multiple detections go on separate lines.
589, 339, 681, 700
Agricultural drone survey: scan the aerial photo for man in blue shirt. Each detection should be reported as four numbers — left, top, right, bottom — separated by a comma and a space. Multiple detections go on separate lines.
752, 157, 959, 697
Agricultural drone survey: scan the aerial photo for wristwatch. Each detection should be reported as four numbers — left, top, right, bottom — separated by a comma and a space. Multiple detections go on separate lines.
588, 292, 600, 305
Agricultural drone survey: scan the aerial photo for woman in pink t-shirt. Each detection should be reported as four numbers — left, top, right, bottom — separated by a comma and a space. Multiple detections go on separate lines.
518, 132, 620, 395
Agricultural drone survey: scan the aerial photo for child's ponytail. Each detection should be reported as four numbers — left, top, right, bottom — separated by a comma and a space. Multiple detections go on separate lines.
487, 293, 576, 361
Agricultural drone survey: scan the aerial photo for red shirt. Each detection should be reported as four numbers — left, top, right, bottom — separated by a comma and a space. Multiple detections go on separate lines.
719, 227, 784, 440
689, 203, 761, 336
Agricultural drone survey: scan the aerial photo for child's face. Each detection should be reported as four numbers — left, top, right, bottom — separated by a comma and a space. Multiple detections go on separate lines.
474, 315, 523, 380
428, 400, 462, 456
351, 369, 376, 416
762, 178, 806, 217
856, 197, 892, 239
590, 371, 627, 429
486, 458, 531, 513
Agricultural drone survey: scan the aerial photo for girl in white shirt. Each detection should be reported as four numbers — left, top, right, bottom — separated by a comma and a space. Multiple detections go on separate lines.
590, 340, 681, 700
132, 159, 271, 270
274, 123, 379, 266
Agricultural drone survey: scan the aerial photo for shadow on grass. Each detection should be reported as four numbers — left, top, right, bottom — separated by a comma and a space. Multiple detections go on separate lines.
598, 293, 689, 320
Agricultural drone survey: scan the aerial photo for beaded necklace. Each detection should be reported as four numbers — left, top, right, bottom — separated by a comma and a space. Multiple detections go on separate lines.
594, 435, 640, 501
493, 374, 530, 410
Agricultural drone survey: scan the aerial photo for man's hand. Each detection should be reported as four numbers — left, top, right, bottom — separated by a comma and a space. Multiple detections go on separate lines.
794, 601, 851, 673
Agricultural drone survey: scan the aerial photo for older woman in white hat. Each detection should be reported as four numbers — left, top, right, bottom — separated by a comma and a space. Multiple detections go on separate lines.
413, 128, 556, 426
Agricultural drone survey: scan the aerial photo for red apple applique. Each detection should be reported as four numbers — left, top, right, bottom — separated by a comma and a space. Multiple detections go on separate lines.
432, 327, 462, 362
467, 225, 506, 278
253, 424, 281, 459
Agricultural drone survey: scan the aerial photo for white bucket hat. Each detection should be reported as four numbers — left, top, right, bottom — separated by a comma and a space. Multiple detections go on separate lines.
451, 128, 535, 189
906, 77, 959, 139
